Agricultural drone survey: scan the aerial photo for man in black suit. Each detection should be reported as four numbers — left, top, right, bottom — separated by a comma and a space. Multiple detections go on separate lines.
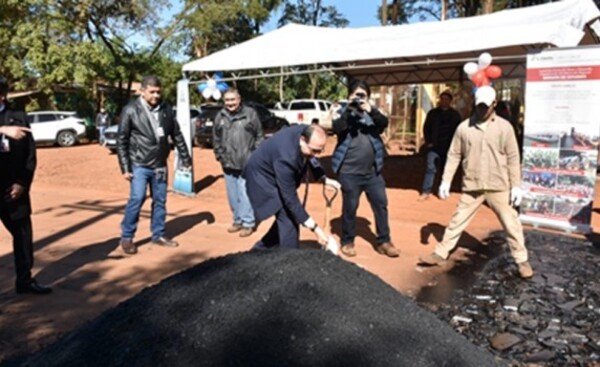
243, 124, 340, 250
0, 76, 52, 295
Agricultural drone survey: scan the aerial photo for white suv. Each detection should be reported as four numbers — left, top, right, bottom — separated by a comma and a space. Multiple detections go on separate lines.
27, 111, 87, 147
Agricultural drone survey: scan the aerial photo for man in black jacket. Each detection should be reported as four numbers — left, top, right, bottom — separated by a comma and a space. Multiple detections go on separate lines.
213, 88, 263, 237
0, 76, 52, 294
117, 75, 192, 255
418, 90, 462, 201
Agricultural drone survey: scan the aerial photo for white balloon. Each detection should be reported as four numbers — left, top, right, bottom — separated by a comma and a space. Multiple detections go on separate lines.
478, 52, 492, 69
202, 88, 212, 99
212, 89, 222, 100
207, 79, 217, 88
463, 62, 478, 76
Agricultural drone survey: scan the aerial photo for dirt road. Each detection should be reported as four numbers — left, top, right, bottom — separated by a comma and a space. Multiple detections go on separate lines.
1, 140, 598, 362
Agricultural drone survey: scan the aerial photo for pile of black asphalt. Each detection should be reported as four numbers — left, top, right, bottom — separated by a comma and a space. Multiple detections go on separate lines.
9, 249, 500, 367
431, 230, 600, 366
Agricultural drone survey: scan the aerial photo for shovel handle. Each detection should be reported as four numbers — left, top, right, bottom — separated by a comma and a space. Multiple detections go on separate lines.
322, 185, 338, 233
323, 184, 339, 207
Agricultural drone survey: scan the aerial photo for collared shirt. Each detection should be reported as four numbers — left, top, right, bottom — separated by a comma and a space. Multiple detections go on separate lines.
442, 113, 521, 192
140, 97, 161, 122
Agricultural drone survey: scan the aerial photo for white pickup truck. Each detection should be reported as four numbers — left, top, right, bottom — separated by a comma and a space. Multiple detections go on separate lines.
270, 99, 334, 129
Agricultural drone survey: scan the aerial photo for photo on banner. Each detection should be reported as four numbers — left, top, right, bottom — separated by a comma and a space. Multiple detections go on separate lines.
520, 45, 600, 233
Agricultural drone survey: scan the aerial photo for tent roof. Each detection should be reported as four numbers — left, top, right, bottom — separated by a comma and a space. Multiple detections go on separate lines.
182, 0, 600, 85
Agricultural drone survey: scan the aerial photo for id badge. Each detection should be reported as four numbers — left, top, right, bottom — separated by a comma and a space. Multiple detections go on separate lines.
0, 135, 10, 153
157, 127, 165, 138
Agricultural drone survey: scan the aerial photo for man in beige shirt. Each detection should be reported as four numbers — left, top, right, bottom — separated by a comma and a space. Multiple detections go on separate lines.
419, 86, 533, 279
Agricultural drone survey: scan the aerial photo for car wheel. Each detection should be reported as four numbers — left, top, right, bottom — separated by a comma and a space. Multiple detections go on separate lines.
57, 131, 77, 147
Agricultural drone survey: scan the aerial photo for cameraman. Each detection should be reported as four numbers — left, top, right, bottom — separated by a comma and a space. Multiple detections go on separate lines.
331, 80, 399, 258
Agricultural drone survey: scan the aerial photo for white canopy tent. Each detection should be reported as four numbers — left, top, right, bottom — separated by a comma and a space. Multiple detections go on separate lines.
183, 0, 600, 85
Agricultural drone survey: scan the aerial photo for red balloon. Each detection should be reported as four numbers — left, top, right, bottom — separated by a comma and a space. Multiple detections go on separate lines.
485, 65, 502, 79
470, 70, 489, 87
480, 75, 490, 86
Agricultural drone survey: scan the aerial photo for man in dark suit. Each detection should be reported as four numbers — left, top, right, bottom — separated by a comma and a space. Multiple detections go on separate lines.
0, 76, 52, 295
243, 124, 340, 250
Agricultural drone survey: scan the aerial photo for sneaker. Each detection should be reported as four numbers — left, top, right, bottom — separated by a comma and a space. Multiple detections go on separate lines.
375, 242, 400, 258
419, 252, 445, 266
417, 194, 431, 202
239, 227, 254, 237
227, 223, 243, 233
340, 243, 357, 257
120, 238, 137, 254
517, 261, 534, 279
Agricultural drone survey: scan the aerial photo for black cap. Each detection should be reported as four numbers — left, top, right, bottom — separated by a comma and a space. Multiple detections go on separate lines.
0, 76, 8, 95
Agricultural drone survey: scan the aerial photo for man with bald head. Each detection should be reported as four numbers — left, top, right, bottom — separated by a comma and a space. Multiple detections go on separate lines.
243, 124, 341, 250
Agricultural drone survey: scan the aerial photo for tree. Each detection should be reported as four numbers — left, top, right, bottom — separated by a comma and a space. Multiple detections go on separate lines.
0, 0, 180, 115
277, 0, 349, 99
401, 0, 575, 21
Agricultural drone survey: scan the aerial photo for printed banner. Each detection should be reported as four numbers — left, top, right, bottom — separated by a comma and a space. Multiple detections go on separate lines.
173, 79, 195, 196
520, 46, 600, 233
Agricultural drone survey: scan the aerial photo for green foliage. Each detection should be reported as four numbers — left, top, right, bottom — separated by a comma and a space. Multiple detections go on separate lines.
277, 0, 349, 27
400, 0, 561, 21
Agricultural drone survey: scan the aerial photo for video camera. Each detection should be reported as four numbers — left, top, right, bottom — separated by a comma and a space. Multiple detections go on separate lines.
349, 92, 367, 109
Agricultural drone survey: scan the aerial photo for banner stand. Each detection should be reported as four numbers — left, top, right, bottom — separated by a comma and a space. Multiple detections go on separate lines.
520, 45, 600, 234
173, 79, 196, 197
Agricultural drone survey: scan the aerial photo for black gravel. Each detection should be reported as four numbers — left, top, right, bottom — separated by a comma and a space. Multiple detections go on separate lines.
429, 230, 600, 366
8, 249, 499, 367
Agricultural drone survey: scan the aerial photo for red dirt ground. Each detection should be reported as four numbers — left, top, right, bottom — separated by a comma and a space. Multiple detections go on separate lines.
1, 138, 598, 362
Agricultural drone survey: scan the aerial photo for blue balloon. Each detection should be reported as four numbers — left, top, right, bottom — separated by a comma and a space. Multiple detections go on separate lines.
216, 82, 229, 92
198, 83, 208, 92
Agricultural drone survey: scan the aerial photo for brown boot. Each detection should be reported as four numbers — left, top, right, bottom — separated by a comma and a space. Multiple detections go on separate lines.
120, 238, 137, 255
340, 243, 357, 257
152, 236, 179, 247
239, 227, 254, 237
227, 223, 243, 233
417, 193, 431, 202
517, 261, 534, 279
419, 252, 445, 266
375, 242, 399, 258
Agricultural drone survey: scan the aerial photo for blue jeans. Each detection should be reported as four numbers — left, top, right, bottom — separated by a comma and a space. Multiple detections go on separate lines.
224, 169, 255, 228
339, 173, 390, 245
98, 126, 107, 144
421, 150, 444, 195
121, 165, 167, 241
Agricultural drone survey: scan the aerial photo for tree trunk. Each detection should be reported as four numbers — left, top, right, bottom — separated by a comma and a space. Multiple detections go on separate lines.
309, 69, 318, 99
482, 0, 494, 14
279, 67, 284, 101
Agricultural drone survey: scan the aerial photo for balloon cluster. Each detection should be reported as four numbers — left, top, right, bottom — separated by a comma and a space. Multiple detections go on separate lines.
198, 73, 228, 100
463, 52, 502, 88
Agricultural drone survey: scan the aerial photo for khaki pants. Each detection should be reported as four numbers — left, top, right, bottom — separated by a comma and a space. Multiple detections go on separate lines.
435, 190, 528, 263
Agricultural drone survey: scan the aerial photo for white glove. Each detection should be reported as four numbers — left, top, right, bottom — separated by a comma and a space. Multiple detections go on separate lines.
438, 181, 451, 200
324, 177, 341, 190
324, 236, 339, 255
510, 187, 522, 207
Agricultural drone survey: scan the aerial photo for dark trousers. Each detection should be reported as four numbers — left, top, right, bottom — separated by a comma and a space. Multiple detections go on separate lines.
255, 207, 300, 249
339, 173, 390, 245
0, 213, 34, 285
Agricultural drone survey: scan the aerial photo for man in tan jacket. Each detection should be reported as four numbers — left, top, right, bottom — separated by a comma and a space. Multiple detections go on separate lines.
419, 86, 533, 279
